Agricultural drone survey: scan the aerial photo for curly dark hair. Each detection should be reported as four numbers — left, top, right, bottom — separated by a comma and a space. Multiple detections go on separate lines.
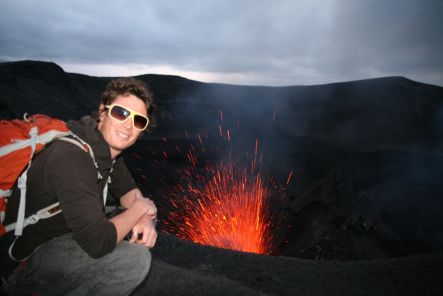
100, 77, 156, 131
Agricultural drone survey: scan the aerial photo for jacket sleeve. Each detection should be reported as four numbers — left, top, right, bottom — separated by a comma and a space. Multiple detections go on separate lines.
43, 141, 117, 258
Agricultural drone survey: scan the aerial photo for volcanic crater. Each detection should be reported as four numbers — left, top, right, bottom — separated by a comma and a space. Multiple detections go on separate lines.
1, 60, 443, 295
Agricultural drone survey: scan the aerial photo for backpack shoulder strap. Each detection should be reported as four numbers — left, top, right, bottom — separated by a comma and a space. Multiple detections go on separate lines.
4, 132, 102, 238
57, 134, 112, 206
58, 134, 102, 179
59, 135, 96, 164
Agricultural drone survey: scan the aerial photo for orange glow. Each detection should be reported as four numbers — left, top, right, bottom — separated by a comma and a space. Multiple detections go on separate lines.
161, 113, 292, 255
167, 157, 273, 254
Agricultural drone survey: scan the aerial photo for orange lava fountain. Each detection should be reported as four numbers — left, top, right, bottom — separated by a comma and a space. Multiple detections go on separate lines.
162, 111, 291, 255
168, 159, 273, 254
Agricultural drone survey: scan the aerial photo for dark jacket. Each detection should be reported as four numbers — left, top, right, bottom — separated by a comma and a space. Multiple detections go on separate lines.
1, 116, 137, 274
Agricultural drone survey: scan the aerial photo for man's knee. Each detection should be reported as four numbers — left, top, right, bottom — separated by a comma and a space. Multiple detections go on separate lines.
120, 243, 152, 283
132, 245, 152, 279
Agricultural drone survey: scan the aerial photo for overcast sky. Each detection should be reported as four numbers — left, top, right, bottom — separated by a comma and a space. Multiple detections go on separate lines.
0, 0, 442, 86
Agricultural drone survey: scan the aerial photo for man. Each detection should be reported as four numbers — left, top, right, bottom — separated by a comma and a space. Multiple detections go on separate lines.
1, 78, 157, 295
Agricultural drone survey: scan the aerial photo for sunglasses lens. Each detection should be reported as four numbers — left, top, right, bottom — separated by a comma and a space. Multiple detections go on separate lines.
110, 105, 130, 121
134, 115, 148, 130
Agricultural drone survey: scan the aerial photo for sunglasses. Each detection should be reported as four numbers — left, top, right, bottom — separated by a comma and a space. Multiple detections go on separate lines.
104, 104, 149, 131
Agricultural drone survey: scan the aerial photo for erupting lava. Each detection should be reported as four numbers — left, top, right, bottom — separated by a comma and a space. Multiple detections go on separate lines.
161, 110, 291, 255
168, 159, 273, 254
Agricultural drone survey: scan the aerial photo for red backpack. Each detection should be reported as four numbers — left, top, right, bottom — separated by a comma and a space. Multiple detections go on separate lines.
0, 114, 99, 237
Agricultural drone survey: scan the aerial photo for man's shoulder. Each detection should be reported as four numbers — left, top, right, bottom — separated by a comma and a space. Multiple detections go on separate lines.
31, 138, 99, 186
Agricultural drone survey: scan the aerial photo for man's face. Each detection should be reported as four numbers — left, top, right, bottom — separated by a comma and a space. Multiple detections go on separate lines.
98, 94, 148, 158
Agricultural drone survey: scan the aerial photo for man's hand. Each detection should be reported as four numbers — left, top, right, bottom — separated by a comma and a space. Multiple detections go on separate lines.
129, 215, 157, 248
132, 196, 157, 217
111, 189, 158, 244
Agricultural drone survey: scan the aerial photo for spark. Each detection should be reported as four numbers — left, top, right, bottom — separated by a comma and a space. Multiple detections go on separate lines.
286, 170, 293, 185
186, 151, 198, 167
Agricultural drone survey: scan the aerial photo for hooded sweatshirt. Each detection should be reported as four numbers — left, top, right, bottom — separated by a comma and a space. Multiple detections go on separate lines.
0, 116, 137, 275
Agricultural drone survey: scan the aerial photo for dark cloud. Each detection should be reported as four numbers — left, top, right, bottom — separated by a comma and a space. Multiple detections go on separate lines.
0, 0, 442, 86
326, 1, 443, 82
